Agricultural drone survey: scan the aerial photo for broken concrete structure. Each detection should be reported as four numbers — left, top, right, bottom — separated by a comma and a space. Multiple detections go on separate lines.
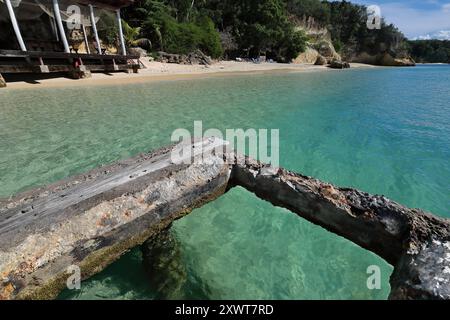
230, 155, 450, 300
0, 138, 449, 300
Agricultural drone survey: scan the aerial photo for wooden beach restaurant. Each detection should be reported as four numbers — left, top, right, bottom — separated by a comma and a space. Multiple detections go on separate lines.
0, 0, 140, 87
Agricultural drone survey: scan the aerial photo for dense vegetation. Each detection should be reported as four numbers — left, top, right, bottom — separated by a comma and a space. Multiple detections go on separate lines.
123, 0, 308, 61
408, 40, 450, 63
123, 0, 410, 61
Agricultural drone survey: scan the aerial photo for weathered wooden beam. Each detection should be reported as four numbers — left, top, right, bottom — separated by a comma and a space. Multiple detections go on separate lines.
228, 154, 450, 300
0, 50, 139, 60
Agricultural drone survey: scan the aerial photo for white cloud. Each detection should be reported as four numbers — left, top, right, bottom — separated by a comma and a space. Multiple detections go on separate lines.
443, 3, 450, 13
377, 2, 450, 39
413, 30, 450, 40
435, 30, 450, 39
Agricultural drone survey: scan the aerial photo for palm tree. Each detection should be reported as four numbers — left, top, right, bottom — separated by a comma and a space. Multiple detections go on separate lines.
122, 20, 152, 49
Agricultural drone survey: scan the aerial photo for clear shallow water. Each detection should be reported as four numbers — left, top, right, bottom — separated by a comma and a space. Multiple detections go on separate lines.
1, 65, 449, 299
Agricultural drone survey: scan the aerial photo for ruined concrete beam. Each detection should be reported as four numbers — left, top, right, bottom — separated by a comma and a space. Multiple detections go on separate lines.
1, 138, 449, 300
0, 138, 231, 300
228, 155, 450, 299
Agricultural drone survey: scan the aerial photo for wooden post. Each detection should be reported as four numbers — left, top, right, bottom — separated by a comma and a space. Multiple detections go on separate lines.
116, 9, 127, 56
89, 5, 102, 54
0, 73, 6, 88
81, 24, 90, 54
52, 0, 70, 53
5, 0, 27, 51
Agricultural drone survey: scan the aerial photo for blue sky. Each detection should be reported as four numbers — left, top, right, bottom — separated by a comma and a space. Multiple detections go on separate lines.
351, 0, 450, 39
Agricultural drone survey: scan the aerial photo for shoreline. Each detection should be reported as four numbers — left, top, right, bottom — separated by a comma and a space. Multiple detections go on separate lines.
2, 60, 377, 90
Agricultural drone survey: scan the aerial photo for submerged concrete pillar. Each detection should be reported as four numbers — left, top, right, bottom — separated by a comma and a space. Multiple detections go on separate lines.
5, 0, 27, 51
0, 74, 6, 88
89, 5, 102, 54
116, 9, 127, 56
52, 0, 70, 53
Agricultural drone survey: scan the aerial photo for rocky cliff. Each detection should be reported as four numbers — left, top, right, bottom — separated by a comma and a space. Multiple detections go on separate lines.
293, 16, 415, 67
293, 17, 342, 65
350, 52, 415, 67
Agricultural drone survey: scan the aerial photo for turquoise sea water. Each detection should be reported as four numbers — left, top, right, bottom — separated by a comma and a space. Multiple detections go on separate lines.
1, 65, 449, 299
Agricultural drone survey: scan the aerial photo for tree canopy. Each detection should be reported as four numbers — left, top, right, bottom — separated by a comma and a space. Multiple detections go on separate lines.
123, 0, 419, 62
408, 40, 450, 63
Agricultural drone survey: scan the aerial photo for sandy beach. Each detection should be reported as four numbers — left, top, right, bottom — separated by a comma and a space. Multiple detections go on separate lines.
1, 59, 377, 90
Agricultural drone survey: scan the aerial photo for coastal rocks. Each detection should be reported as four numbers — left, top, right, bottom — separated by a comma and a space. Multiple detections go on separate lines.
314, 55, 327, 65
68, 67, 92, 79
186, 50, 212, 66
128, 47, 148, 58
350, 52, 378, 65
379, 53, 416, 67
351, 52, 416, 66
0, 74, 5, 88
328, 59, 350, 69
313, 40, 342, 63
156, 50, 212, 66
294, 41, 342, 65
293, 47, 319, 64
156, 52, 179, 64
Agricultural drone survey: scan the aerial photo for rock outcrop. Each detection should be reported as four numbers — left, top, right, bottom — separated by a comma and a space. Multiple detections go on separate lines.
314, 40, 342, 63
328, 59, 350, 69
314, 55, 327, 65
293, 47, 320, 64
128, 47, 148, 58
351, 52, 416, 67
292, 16, 416, 67
379, 53, 416, 67
294, 40, 342, 65
293, 18, 341, 65
156, 50, 212, 65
